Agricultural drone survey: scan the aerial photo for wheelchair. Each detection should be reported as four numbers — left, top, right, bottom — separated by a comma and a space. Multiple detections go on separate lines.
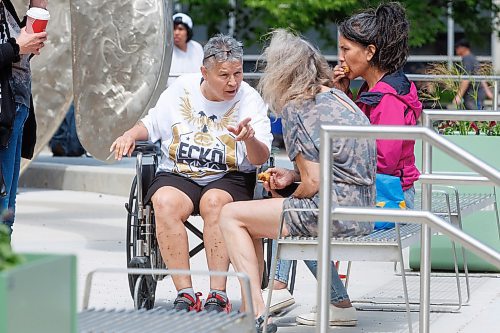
125, 141, 273, 310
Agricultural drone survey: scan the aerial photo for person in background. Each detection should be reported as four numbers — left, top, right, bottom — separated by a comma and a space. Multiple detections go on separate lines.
110, 34, 272, 315
49, 102, 86, 157
219, 29, 376, 331
167, 12, 204, 87
453, 38, 495, 133
453, 38, 493, 110
0, 0, 48, 239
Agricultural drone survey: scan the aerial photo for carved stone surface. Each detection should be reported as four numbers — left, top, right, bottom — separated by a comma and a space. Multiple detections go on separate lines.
71, 0, 172, 161
13, 0, 73, 172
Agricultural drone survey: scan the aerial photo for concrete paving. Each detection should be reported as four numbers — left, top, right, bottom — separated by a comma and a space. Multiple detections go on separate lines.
10, 153, 500, 332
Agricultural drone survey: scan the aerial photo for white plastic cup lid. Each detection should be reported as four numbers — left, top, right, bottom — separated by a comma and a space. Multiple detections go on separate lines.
26, 7, 50, 20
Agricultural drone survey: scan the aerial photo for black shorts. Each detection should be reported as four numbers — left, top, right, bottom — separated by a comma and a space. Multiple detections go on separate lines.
144, 171, 256, 215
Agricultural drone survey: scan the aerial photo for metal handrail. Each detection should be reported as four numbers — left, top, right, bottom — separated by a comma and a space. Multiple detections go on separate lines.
245, 73, 500, 111
169, 73, 500, 110
242, 54, 493, 63
321, 126, 500, 185
419, 174, 493, 186
423, 110, 500, 121
421, 171, 498, 186
407, 74, 500, 81
318, 125, 500, 333
240, 72, 500, 81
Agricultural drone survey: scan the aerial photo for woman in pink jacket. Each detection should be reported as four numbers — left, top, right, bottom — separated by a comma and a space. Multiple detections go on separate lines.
264, 3, 424, 321
333, 1, 422, 208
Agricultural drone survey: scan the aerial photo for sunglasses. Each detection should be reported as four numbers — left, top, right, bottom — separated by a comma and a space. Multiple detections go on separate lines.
203, 46, 243, 61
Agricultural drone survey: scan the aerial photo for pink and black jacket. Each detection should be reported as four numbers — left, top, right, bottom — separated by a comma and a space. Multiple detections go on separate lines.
355, 69, 422, 190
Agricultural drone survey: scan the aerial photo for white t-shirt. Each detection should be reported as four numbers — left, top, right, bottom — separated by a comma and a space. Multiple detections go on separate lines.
167, 40, 204, 87
141, 73, 273, 185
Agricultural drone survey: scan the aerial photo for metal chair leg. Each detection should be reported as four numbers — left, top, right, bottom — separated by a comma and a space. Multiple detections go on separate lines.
443, 192, 463, 311
289, 260, 297, 295
263, 238, 281, 333
344, 261, 352, 290
451, 188, 471, 305
493, 187, 500, 240
450, 239, 464, 311
396, 223, 413, 333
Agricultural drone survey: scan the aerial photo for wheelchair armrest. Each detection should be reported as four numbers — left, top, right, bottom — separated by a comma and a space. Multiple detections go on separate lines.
134, 140, 161, 155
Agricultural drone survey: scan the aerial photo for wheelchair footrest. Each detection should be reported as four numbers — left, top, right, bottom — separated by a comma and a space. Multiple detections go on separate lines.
128, 256, 151, 269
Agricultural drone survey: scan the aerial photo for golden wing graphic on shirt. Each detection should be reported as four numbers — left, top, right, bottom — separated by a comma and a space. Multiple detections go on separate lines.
208, 101, 239, 131
179, 90, 202, 128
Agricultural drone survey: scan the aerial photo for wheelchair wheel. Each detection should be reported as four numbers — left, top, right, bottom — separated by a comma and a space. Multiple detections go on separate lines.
126, 177, 137, 265
126, 176, 139, 298
126, 174, 161, 309
134, 274, 156, 310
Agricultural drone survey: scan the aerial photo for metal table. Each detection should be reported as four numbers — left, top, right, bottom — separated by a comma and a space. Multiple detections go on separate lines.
79, 308, 252, 333
78, 268, 256, 333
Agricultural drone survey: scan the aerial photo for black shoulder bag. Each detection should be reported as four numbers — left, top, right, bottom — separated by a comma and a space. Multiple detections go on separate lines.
0, 0, 18, 148
0, 1, 16, 196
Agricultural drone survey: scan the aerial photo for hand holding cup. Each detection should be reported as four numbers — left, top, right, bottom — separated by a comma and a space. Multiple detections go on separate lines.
26, 7, 50, 33
16, 28, 47, 55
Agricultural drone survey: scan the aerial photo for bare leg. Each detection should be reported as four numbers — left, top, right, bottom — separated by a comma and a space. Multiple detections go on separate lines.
219, 198, 287, 318
254, 238, 264, 287
199, 189, 234, 291
152, 186, 194, 291
241, 238, 265, 313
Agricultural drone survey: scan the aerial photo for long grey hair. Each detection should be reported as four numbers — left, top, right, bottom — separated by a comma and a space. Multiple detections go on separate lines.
257, 29, 333, 114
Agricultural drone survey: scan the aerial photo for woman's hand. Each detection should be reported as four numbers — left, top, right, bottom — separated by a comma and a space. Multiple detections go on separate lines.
109, 123, 148, 160
265, 167, 296, 190
262, 168, 296, 198
332, 64, 350, 93
15, 28, 47, 55
109, 133, 136, 160
30, 0, 49, 8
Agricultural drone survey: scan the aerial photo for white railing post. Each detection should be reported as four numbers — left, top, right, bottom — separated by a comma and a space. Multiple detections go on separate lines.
420, 113, 433, 333
317, 128, 332, 333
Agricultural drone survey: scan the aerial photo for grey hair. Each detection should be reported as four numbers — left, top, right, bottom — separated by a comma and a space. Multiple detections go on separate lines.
203, 34, 243, 69
338, 2, 409, 73
257, 29, 333, 114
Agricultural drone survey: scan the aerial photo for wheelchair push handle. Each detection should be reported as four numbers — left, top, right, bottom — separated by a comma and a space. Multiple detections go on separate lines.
133, 140, 161, 155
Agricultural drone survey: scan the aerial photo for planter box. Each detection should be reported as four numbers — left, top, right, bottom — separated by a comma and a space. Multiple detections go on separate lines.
0, 254, 77, 333
410, 135, 500, 272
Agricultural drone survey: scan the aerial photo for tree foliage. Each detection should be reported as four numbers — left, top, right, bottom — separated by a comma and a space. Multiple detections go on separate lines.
178, 0, 499, 48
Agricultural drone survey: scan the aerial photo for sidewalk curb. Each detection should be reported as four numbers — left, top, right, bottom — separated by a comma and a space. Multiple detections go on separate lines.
19, 162, 134, 197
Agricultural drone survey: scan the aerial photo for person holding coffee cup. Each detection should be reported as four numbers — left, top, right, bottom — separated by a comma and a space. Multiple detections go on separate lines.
0, 0, 48, 240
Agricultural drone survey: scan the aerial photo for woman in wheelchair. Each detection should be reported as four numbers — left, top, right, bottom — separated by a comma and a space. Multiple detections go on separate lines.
219, 29, 377, 330
110, 34, 272, 314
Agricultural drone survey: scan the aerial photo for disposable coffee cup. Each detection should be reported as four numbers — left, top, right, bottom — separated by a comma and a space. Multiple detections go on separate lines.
26, 7, 50, 33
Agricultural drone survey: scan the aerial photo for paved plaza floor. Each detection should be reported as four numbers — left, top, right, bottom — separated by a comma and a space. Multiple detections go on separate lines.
10, 153, 500, 332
